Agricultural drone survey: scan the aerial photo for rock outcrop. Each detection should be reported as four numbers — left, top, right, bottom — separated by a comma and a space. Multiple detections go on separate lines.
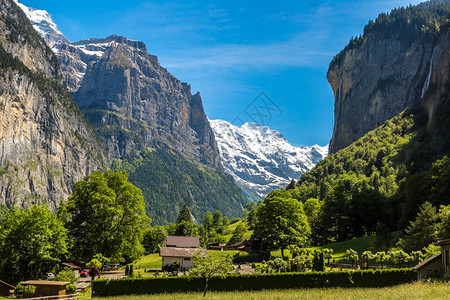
73, 35, 221, 168
0, 0, 106, 209
327, 2, 450, 154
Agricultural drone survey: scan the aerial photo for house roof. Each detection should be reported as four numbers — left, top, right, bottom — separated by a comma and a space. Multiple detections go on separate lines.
61, 262, 81, 269
413, 253, 442, 270
436, 238, 450, 246
0, 280, 14, 289
160, 247, 207, 258
21, 281, 70, 286
164, 236, 200, 248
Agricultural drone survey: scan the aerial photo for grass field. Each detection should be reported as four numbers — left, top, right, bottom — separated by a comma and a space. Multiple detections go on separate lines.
134, 253, 162, 269
97, 282, 449, 299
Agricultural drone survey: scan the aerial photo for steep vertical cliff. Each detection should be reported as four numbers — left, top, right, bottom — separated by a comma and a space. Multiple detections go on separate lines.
73, 36, 221, 168
328, 1, 450, 153
0, 0, 106, 209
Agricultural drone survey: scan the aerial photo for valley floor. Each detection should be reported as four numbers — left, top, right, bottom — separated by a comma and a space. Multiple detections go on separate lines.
98, 282, 448, 300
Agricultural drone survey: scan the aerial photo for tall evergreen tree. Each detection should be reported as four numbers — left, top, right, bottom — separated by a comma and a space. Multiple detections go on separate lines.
398, 201, 438, 252
177, 204, 193, 224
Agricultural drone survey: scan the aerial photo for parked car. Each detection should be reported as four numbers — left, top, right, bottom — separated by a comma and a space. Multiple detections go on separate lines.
80, 269, 89, 277
47, 273, 55, 279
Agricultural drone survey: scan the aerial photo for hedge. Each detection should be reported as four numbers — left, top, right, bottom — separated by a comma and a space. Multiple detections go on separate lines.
92, 269, 416, 297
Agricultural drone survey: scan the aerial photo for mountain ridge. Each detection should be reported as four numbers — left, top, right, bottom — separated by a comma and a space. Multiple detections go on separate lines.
210, 119, 328, 200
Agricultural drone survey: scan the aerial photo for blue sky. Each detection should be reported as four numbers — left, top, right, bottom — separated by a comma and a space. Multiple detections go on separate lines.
20, 0, 423, 146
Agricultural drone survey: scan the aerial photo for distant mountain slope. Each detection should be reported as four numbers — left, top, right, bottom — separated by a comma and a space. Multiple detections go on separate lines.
210, 120, 328, 200
0, 0, 106, 209
16, 0, 247, 222
14, 0, 68, 47
111, 146, 247, 225
328, 0, 450, 153
285, 1, 450, 244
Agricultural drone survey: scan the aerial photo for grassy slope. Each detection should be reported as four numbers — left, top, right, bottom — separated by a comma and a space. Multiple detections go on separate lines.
98, 282, 449, 300
134, 253, 162, 269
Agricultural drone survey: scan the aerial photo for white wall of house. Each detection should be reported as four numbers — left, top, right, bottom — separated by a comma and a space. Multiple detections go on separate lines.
162, 257, 194, 270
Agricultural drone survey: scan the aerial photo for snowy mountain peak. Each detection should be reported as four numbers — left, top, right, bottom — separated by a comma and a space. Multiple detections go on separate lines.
15, 0, 69, 47
210, 119, 328, 201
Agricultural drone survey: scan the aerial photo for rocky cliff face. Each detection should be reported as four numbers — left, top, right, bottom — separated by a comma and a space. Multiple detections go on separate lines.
210, 119, 328, 200
0, 0, 106, 209
73, 36, 221, 168
327, 2, 450, 154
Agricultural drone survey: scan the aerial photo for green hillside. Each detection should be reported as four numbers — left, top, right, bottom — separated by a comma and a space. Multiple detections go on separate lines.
111, 146, 247, 225
288, 85, 450, 244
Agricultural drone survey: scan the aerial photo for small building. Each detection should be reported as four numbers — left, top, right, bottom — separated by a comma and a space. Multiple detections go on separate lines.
207, 239, 253, 252
160, 236, 207, 270
163, 236, 200, 248
436, 238, 450, 277
20, 281, 69, 299
413, 238, 450, 279
160, 247, 208, 270
0, 280, 14, 297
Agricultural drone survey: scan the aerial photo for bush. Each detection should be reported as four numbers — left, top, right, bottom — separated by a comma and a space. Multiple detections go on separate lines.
66, 283, 77, 294
56, 268, 77, 283
93, 269, 416, 297
14, 284, 36, 297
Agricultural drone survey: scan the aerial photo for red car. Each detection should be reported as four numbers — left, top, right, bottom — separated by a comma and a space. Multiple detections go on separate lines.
80, 269, 89, 277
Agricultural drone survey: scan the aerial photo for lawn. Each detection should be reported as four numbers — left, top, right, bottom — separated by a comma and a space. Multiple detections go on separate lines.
134, 253, 162, 269
96, 281, 449, 299
223, 220, 253, 243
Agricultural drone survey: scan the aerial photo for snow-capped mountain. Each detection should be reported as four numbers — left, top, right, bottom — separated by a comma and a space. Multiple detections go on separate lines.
15, 0, 69, 47
210, 119, 328, 201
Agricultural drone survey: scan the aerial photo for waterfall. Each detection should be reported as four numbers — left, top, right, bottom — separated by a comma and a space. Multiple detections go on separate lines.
421, 47, 436, 99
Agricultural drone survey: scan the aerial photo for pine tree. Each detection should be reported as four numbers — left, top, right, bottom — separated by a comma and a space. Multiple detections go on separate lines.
177, 204, 193, 224
398, 201, 438, 252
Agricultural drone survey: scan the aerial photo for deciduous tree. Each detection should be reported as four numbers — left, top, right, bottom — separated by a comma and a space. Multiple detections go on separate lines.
252, 190, 310, 259
0, 205, 68, 283
60, 171, 149, 263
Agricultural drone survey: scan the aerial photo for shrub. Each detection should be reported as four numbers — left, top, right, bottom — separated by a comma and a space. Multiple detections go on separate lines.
66, 283, 77, 294
93, 269, 416, 297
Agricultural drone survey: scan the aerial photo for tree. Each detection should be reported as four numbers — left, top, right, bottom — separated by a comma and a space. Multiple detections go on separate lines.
312, 250, 325, 271
244, 201, 261, 230
175, 220, 198, 237
437, 205, 450, 239
398, 202, 438, 252
228, 223, 247, 244
286, 179, 296, 190
142, 226, 167, 254
177, 204, 193, 224
252, 191, 310, 259
361, 251, 373, 268
203, 212, 213, 237
86, 258, 102, 282
189, 253, 234, 297
374, 251, 390, 269
0, 205, 68, 283
60, 171, 149, 263
213, 211, 224, 234
389, 250, 409, 268
346, 249, 359, 268
322, 248, 334, 266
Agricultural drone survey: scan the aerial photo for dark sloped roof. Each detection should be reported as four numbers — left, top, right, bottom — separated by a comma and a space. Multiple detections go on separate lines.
160, 247, 207, 258
21, 281, 70, 286
436, 238, 450, 246
61, 262, 81, 269
0, 280, 14, 289
413, 252, 441, 270
165, 236, 200, 248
